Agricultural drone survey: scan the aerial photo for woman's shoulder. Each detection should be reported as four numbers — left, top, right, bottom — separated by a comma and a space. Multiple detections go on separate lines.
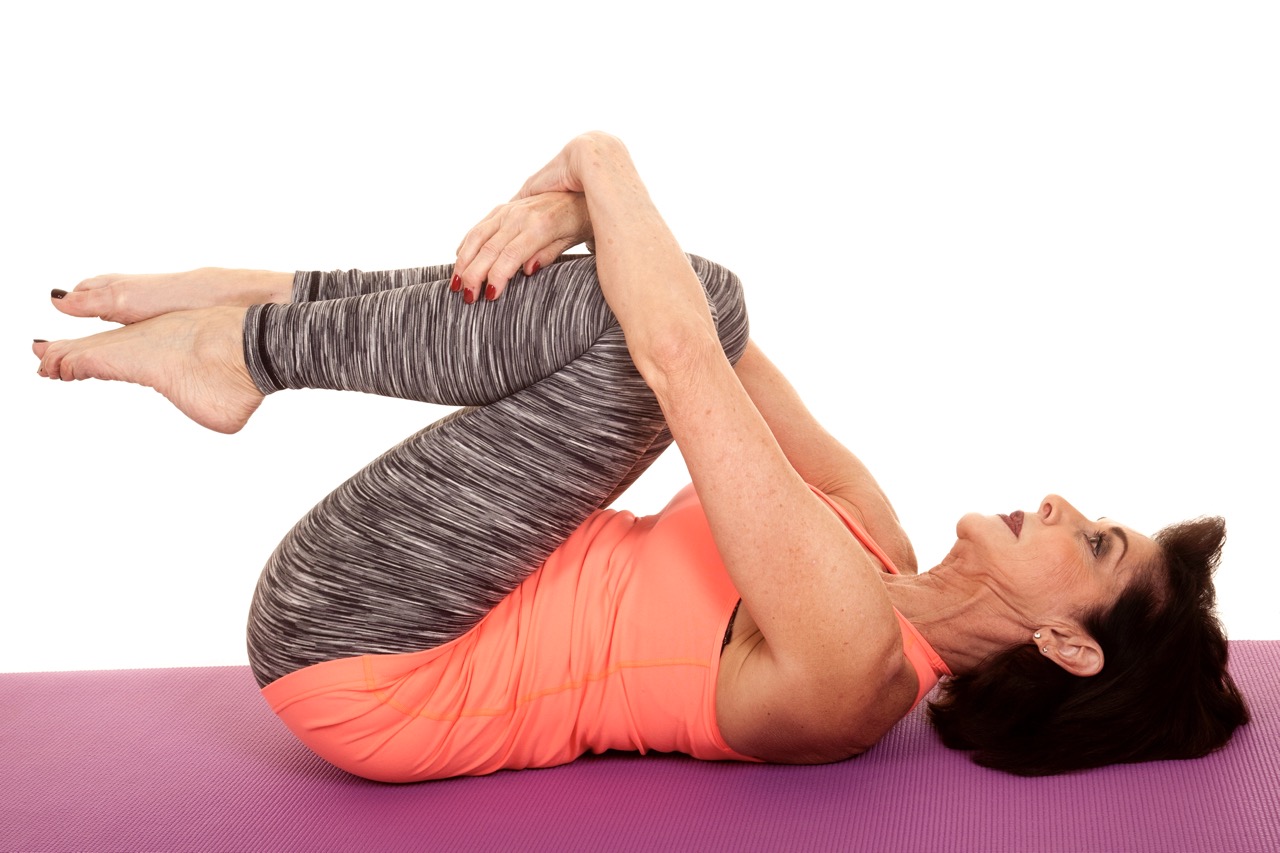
713, 484, 922, 761
716, 624, 919, 763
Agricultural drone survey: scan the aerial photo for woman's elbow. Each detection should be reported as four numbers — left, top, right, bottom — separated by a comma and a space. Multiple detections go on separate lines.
632, 325, 725, 395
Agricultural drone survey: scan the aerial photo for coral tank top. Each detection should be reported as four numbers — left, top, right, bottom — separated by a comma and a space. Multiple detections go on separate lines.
261, 483, 950, 783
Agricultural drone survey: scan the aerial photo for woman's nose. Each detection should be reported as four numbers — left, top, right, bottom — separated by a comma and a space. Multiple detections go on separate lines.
1039, 494, 1080, 522
1039, 494, 1080, 524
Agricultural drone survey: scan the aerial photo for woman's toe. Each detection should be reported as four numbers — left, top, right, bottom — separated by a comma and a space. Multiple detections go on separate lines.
52, 286, 112, 320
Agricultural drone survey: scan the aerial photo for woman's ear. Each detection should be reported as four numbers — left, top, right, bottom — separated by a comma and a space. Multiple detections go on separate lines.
1040, 624, 1104, 677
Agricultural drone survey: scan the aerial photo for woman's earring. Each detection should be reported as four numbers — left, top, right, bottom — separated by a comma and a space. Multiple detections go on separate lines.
1042, 646, 1050, 654
1033, 631, 1042, 640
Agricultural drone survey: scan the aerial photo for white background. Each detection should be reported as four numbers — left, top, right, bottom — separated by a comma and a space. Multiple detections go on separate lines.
2, 2, 1275, 673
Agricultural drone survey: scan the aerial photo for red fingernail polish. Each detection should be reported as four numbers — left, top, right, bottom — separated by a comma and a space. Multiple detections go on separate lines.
531, 260, 541, 275
485, 284, 497, 301
463, 289, 476, 305
450, 274, 461, 292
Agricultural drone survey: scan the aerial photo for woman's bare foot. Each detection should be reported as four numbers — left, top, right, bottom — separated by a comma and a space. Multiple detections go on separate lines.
51, 268, 293, 325
33, 307, 265, 434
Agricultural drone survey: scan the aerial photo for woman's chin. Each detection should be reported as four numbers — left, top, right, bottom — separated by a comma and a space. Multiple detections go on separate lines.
955, 511, 989, 540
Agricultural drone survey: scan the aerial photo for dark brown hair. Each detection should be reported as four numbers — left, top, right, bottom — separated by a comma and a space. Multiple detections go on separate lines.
927, 516, 1249, 775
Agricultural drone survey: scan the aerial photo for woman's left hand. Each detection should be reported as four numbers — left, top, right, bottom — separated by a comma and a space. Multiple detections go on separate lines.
453, 191, 593, 302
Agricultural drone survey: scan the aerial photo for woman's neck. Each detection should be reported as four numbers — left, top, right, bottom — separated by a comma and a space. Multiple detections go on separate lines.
882, 566, 1029, 675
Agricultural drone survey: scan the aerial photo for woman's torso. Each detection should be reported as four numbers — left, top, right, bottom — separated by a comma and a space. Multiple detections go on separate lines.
260, 483, 754, 782
261, 482, 944, 781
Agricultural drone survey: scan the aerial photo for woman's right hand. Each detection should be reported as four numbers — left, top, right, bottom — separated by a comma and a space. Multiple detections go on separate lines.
453, 191, 593, 301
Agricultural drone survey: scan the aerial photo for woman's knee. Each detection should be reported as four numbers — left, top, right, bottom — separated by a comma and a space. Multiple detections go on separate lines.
539, 253, 748, 368
688, 255, 749, 365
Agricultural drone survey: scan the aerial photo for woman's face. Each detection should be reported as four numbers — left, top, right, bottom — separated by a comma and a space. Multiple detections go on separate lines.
951, 494, 1162, 622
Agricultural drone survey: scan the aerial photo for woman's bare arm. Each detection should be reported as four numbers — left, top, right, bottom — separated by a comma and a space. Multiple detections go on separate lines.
731, 340, 918, 575
563, 134, 909, 754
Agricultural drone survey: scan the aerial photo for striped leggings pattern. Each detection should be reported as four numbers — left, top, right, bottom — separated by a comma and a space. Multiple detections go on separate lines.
243, 255, 749, 688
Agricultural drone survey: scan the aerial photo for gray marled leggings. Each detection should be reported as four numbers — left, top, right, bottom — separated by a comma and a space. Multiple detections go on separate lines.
243, 255, 748, 688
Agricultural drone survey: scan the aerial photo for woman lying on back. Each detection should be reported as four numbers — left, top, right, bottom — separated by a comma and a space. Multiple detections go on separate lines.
34, 132, 1248, 778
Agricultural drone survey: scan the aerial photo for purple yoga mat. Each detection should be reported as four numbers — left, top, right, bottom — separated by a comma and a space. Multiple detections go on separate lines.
3, 641, 1277, 852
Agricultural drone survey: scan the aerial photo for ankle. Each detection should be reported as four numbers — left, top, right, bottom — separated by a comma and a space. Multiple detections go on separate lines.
200, 268, 293, 307
251, 270, 295, 305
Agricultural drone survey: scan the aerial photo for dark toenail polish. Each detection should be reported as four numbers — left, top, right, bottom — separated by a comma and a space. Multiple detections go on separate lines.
33, 338, 48, 343
50, 289, 67, 299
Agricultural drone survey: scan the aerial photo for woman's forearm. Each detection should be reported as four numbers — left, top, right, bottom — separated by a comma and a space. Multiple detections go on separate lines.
576, 136, 722, 383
